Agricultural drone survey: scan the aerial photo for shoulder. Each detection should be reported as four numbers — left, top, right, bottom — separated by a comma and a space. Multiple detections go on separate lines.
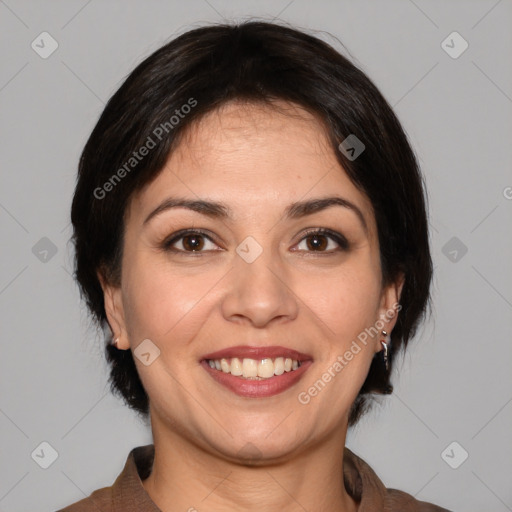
55, 444, 155, 512
386, 488, 453, 511
55, 485, 113, 512
344, 447, 453, 511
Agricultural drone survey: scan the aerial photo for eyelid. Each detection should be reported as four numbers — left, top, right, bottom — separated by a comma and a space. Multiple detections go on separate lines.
161, 227, 349, 254
293, 227, 349, 252
161, 229, 222, 252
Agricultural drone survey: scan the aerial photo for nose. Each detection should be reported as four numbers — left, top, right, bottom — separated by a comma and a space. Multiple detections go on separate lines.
221, 244, 299, 328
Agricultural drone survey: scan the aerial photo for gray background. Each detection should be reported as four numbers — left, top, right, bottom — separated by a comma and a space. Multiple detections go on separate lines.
1, 0, 511, 511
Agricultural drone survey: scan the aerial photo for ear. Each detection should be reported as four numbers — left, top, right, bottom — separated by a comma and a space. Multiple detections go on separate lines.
97, 270, 129, 350
375, 272, 405, 350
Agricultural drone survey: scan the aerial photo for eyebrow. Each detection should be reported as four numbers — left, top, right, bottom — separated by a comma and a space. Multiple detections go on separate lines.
143, 195, 368, 233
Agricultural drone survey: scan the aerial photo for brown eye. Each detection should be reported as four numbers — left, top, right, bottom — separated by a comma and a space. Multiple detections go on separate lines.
295, 229, 349, 253
162, 230, 219, 253
181, 234, 205, 251
305, 234, 328, 251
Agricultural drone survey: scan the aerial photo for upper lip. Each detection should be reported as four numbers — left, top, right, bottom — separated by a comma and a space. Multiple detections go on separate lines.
201, 345, 313, 362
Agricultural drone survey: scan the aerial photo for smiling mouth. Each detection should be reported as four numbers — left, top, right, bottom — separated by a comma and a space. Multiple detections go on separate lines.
204, 356, 303, 380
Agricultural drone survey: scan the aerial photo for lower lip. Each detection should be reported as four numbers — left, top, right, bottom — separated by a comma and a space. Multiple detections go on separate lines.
200, 359, 313, 398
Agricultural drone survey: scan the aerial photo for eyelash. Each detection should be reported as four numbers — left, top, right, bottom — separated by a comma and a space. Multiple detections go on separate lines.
160, 228, 349, 255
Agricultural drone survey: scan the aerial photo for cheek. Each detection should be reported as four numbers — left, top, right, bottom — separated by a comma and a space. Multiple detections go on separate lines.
298, 269, 381, 408
297, 260, 382, 340
120, 254, 223, 344
120, 239, 382, 355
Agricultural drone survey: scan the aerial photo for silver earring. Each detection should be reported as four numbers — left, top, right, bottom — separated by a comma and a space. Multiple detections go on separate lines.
113, 337, 119, 348
380, 330, 389, 371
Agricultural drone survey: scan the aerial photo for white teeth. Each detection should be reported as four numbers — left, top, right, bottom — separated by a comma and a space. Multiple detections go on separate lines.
274, 357, 285, 375
258, 358, 274, 378
230, 357, 243, 376
242, 358, 258, 377
206, 356, 303, 379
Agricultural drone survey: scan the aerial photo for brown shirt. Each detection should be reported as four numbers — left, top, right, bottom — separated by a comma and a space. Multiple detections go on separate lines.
56, 444, 452, 511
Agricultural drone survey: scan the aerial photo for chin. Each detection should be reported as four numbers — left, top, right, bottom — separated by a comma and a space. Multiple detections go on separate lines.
217, 429, 305, 465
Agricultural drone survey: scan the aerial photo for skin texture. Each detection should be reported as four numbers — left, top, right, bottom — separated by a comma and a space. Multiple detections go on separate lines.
100, 100, 404, 512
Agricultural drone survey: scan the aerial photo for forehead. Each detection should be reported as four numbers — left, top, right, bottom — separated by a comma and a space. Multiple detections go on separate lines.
174, 100, 334, 167
129, 100, 376, 232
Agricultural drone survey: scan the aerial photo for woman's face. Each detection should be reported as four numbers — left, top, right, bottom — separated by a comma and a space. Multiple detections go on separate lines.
102, 100, 402, 462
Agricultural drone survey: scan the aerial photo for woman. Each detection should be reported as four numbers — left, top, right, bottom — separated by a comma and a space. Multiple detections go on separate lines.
59, 21, 451, 511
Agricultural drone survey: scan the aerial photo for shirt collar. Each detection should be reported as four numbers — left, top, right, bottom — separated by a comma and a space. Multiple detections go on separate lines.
111, 444, 387, 511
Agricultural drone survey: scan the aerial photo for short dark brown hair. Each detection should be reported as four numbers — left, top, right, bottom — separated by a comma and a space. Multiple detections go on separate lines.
71, 21, 433, 426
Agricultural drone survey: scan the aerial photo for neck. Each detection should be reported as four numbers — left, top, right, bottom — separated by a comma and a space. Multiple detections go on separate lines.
142, 412, 358, 512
